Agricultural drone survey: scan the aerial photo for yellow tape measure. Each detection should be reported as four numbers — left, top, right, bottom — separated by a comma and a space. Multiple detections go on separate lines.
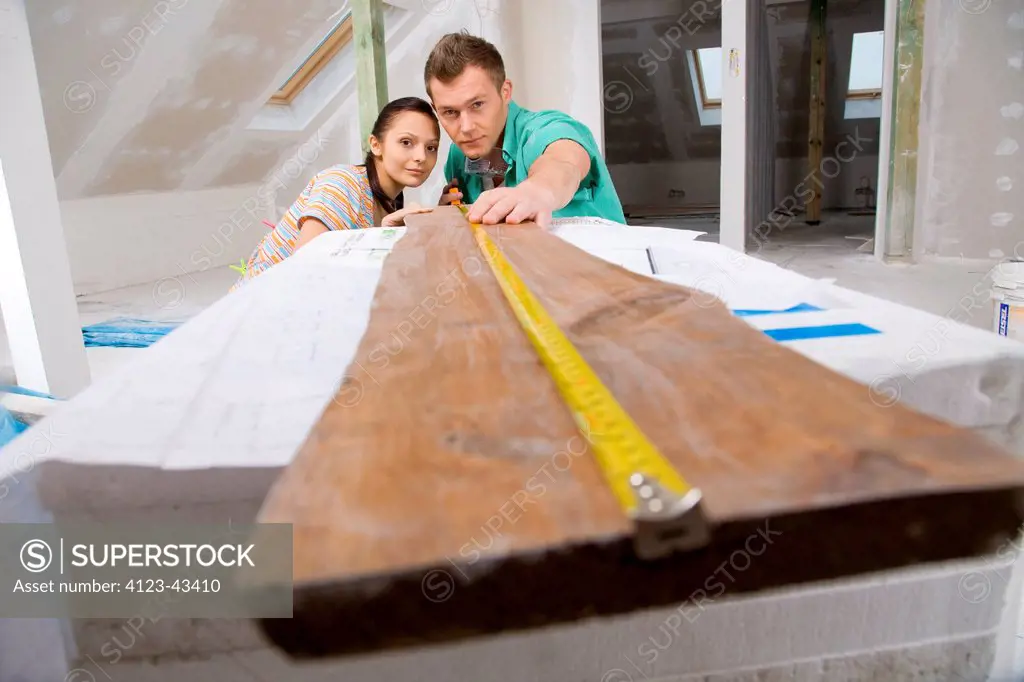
453, 199, 710, 559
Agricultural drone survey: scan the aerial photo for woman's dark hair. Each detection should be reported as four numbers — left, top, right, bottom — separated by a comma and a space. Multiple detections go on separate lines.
363, 96, 440, 215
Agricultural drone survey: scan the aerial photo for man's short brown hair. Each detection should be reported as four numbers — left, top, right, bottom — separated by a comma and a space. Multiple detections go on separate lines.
424, 31, 506, 96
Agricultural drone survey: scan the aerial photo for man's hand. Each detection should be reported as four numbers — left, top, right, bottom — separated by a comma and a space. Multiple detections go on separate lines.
466, 182, 555, 229
438, 178, 463, 206
464, 139, 590, 229
382, 203, 434, 227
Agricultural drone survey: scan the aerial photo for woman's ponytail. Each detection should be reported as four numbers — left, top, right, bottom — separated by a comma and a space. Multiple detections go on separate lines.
364, 149, 401, 215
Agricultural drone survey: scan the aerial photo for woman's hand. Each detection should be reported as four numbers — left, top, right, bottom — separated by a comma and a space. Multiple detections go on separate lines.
382, 203, 434, 227
438, 179, 463, 206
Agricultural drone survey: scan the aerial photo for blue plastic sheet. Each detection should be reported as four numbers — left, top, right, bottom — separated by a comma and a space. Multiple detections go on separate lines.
81, 317, 183, 348
0, 405, 27, 450
0, 384, 59, 449
0, 385, 57, 400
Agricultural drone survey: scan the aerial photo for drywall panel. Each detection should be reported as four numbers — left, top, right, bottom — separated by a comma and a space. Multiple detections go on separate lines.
916, 3, 1024, 260
23, 0, 174, 175
25, 0, 342, 200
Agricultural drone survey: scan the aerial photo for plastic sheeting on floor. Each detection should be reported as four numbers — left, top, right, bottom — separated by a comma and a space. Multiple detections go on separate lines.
0, 384, 57, 400
0, 405, 27, 449
81, 317, 183, 348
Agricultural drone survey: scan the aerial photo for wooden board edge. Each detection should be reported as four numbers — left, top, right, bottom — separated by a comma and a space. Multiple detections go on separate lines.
256, 486, 1024, 659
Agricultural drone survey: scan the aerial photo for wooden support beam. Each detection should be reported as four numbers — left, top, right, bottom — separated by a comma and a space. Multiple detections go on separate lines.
351, 0, 389, 156
881, 0, 925, 259
805, 0, 827, 225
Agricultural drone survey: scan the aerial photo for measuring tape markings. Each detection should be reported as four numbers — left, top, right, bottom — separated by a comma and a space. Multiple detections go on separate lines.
451, 198, 711, 559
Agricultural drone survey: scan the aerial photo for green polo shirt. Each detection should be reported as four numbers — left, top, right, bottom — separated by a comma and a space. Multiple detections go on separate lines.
444, 100, 626, 224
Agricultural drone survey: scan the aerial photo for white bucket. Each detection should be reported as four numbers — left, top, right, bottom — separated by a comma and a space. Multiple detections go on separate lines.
990, 261, 1024, 341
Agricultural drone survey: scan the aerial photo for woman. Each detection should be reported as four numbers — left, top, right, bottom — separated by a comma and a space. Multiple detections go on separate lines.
233, 96, 440, 287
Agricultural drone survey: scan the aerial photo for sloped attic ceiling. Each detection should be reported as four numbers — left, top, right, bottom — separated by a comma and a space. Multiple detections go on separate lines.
25, 0, 385, 201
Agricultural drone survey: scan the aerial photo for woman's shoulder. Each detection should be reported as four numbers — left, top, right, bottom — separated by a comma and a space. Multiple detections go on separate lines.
303, 164, 372, 227
311, 164, 369, 190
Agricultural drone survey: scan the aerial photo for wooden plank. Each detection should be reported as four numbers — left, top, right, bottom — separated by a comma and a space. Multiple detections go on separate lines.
351, 0, 388, 155
255, 206, 1024, 659
882, 0, 926, 259
805, 0, 827, 224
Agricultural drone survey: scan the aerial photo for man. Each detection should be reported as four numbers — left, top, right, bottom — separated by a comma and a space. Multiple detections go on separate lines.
423, 31, 626, 228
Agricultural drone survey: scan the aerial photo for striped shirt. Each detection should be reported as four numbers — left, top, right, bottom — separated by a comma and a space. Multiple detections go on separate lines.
233, 164, 374, 287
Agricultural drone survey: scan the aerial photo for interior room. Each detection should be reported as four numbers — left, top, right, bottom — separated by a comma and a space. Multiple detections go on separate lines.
2, 0, 1024, 680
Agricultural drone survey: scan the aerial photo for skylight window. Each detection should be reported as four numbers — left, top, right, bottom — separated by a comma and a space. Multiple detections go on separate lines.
686, 47, 722, 126
693, 47, 722, 107
847, 30, 884, 98
269, 12, 353, 106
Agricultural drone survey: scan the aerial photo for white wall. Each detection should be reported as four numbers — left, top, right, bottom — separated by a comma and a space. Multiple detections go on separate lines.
59, 184, 274, 295
511, 0, 605, 155
53, 79, 344, 296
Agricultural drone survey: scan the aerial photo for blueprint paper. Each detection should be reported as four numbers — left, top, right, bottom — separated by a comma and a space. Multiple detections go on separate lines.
0, 222, 1017, 523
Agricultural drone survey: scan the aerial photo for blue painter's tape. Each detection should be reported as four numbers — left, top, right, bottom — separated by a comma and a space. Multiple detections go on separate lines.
763, 323, 881, 342
0, 385, 59, 400
732, 303, 823, 317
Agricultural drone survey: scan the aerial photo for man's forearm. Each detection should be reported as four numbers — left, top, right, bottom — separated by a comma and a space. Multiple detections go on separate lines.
522, 155, 583, 210
522, 139, 591, 211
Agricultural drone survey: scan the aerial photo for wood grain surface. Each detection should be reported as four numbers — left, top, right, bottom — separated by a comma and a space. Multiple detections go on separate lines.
255, 206, 1024, 658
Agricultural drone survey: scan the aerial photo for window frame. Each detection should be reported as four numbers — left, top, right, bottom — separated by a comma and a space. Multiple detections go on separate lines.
846, 30, 884, 100
691, 48, 722, 109
269, 13, 354, 106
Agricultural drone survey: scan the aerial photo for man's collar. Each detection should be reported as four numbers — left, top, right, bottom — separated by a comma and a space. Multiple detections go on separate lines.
498, 99, 523, 166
